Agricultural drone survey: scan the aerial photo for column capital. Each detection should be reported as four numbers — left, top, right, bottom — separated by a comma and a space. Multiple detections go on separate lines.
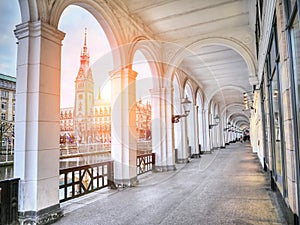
150, 87, 173, 96
14, 21, 65, 45
109, 67, 137, 80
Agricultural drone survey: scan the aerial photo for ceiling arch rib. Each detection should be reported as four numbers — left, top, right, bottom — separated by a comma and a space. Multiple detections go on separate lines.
121, 0, 256, 129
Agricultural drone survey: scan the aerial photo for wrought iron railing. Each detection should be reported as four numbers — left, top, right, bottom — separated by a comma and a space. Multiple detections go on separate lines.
59, 161, 114, 202
136, 153, 155, 175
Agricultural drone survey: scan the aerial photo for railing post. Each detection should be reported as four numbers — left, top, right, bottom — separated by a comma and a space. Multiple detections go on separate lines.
109, 161, 116, 189
152, 153, 156, 168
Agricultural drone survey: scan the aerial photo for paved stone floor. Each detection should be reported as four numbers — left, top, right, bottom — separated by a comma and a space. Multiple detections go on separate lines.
55, 143, 287, 225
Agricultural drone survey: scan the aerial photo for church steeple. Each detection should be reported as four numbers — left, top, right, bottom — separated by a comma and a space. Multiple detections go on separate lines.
96, 87, 101, 101
76, 28, 91, 81
74, 28, 95, 144
82, 28, 88, 57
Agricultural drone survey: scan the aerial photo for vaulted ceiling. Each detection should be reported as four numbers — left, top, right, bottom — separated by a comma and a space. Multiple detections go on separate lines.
124, 0, 256, 128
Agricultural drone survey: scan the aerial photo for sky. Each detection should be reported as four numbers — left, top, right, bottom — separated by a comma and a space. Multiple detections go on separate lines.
59, 5, 113, 107
0, 2, 153, 108
0, 0, 21, 77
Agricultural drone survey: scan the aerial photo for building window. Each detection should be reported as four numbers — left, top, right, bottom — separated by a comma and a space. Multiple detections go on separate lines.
1, 102, 7, 110
1, 113, 6, 120
264, 17, 286, 194
1, 91, 8, 98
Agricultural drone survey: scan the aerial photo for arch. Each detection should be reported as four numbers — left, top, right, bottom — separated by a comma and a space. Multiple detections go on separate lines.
184, 81, 194, 103
220, 102, 246, 116
196, 88, 204, 107
236, 120, 250, 126
49, 0, 123, 68
18, 0, 38, 23
166, 36, 257, 85
227, 113, 250, 126
128, 36, 162, 89
204, 85, 247, 110
227, 112, 250, 121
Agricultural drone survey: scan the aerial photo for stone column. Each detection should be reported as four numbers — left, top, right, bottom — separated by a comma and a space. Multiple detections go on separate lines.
151, 88, 176, 170
225, 130, 230, 144
220, 121, 225, 148
193, 105, 200, 157
203, 109, 210, 152
14, 21, 65, 223
110, 68, 138, 186
187, 104, 197, 158
198, 108, 204, 153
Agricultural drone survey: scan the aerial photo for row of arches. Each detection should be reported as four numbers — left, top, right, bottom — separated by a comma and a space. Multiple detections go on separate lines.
13, 0, 254, 223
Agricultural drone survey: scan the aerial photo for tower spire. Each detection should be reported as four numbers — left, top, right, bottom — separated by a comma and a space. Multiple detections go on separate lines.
97, 87, 101, 100
82, 27, 88, 56
76, 28, 91, 80
84, 28, 87, 47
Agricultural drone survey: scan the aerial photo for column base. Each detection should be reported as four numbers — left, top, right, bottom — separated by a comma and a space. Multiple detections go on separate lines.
114, 176, 138, 187
191, 154, 201, 158
18, 204, 62, 225
202, 150, 212, 154
176, 158, 189, 164
154, 165, 176, 172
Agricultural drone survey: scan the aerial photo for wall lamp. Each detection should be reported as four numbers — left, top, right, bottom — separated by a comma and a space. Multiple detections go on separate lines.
172, 96, 192, 123
209, 115, 220, 129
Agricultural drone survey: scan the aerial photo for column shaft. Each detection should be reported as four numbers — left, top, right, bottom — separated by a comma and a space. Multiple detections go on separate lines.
110, 68, 138, 186
151, 88, 176, 170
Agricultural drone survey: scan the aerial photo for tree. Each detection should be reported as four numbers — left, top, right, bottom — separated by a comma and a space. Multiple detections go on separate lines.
0, 121, 14, 151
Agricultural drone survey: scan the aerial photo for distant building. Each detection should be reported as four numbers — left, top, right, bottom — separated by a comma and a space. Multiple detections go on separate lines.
0, 73, 16, 148
60, 107, 73, 133
136, 99, 151, 140
94, 90, 111, 143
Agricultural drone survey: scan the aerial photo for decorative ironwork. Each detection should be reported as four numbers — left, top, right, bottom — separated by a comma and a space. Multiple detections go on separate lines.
59, 161, 114, 202
136, 153, 155, 175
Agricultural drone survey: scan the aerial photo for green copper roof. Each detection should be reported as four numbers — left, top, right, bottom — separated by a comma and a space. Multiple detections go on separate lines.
0, 73, 16, 82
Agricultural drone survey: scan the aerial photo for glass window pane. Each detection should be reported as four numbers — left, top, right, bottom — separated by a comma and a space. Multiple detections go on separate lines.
271, 75, 282, 178
291, 14, 300, 98
270, 37, 276, 74
291, 13, 300, 161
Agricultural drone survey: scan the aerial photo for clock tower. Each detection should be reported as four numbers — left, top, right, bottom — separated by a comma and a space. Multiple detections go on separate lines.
74, 28, 94, 143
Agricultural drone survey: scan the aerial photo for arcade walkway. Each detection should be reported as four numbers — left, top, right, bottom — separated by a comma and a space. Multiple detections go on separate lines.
55, 143, 287, 225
